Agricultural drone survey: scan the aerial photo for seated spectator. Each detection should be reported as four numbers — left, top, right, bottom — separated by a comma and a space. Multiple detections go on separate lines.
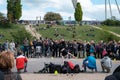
101, 54, 112, 73
82, 53, 97, 72
0, 51, 22, 80
16, 50, 28, 73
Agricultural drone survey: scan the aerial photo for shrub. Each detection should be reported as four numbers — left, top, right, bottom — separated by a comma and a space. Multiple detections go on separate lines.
102, 19, 120, 26
11, 29, 32, 44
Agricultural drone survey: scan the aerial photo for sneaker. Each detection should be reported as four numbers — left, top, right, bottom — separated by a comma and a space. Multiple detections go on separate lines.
24, 70, 27, 72
66, 73, 69, 76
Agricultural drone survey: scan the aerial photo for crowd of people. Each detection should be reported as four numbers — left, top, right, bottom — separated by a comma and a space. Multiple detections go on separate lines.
1, 37, 120, 60
0, 37, 120, 80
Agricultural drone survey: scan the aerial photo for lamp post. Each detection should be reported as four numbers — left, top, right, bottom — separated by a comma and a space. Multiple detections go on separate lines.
105, 0, 120, 20
39, 16, 41, 24
105, 0, 107, 20
72, 0, 77, 9
36, 16, 38, 24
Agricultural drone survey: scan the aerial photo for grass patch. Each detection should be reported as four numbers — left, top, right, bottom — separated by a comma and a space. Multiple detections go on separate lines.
0, 23, 30, 43
100, 25, 120, 35
37, 24, 120, 42
0, 23, 119, 44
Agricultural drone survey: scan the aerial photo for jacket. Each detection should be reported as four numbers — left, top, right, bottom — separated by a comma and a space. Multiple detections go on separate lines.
83, 56, 97, 70
16, 55, 28, 70
101, 56, 112, 68
0, 69, 22, 80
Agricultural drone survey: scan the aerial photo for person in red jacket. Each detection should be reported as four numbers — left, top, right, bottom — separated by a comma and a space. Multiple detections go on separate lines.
16, 50, 28, 73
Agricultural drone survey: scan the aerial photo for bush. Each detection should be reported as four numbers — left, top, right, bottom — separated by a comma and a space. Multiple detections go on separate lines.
11, 29, 32, 44
102, 19, 120, 26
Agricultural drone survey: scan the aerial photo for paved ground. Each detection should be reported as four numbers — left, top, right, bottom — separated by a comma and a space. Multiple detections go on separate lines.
25, 25, 41, 39
12, 58, 120, 80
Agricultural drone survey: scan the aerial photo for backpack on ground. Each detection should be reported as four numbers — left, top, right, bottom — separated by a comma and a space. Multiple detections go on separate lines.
73, 64, 80, 73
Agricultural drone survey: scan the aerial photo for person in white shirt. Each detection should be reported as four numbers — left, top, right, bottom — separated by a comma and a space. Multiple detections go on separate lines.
9, 40, 16, 53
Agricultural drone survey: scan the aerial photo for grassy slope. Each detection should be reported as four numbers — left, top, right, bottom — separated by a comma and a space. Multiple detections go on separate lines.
0, 23, 25, 43
100, 26, 120, 35
37, 24, 120, 42
0, 23, 120, 43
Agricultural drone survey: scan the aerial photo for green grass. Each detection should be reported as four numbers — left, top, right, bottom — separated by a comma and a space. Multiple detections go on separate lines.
0, 23, 120, 44
37, 24, 120, 42
100, 25, 120, 35
0, 23, 25, 43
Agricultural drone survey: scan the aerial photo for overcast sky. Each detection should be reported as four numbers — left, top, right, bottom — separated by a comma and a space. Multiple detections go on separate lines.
0, 0, 120, 21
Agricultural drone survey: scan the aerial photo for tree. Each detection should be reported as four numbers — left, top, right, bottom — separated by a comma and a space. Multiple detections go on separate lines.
111, 16, 116, 20
102, 19, 120, 26
7, 0, 22, 23
0, 12, 4, 18
0, 12, 7, 23
44, 12, 62, 21
74, 2, 83, 24
0, 12, 4, 20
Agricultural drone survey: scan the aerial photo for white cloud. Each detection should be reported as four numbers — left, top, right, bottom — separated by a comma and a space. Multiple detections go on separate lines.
0, 0, 120, 20
0, 0, 4, 4
78, 0, 120, 20
21, 0, 75, 20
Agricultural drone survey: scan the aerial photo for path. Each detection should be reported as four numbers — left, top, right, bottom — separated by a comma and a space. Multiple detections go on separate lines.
91, 25, 120, 38
25, 25, 41, 39
12, 58, 120, 80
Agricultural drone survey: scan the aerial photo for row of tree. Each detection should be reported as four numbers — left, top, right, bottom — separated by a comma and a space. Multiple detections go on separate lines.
102, 19, 120, 26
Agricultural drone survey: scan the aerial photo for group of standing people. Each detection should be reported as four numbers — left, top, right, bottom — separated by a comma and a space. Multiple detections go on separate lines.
0, 38, 120, 60
0, 37, 120, 80
19, 38, 120, 61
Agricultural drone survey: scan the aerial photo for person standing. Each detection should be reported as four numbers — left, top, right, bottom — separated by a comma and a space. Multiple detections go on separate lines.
23, 38, 29, 57
9, 40, 16, 53
117, 41, 120, 60
3, 39, 9, 51
16, 50, 28, 73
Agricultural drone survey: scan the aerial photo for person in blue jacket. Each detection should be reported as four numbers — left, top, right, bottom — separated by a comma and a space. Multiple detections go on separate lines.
82, 53, 97, 72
